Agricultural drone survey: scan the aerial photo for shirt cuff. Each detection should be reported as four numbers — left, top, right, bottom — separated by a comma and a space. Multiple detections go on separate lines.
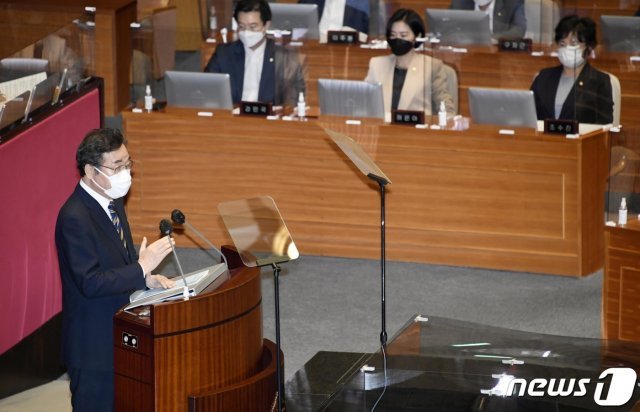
138, 262, 147, 278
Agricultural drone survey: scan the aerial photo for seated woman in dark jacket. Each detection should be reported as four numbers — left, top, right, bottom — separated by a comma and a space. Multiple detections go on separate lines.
530, 15, 613, 124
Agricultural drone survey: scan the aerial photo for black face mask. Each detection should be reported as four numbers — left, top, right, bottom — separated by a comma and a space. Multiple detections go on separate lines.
388, 38, 414, 56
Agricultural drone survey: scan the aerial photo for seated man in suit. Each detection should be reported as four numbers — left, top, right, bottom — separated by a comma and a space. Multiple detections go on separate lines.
204, 0, 306, 107
299, 0, 370, 38
56, 128, 175, 411
450, 0, 526, 40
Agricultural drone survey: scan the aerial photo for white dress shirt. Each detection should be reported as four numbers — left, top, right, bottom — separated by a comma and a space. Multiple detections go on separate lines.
242, 40, 266, 102
80, 178, 112, 219
475, 0, 495, 32
319, 0, 347, 34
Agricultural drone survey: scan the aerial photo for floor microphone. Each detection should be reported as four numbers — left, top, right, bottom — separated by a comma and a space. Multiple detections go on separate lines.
159, 219, 190, 300
170, 209, 229, 269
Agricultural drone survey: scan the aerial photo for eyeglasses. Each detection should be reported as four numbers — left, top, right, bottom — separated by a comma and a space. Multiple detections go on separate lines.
237, 23, 264, 32
99, 159, 134, 175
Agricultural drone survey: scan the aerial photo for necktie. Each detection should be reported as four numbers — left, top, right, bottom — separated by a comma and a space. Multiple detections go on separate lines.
108, 202, 127, 250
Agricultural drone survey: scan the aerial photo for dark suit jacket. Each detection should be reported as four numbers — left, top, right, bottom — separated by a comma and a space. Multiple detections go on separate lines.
55, 184, 145, 371
204, 38, 305, 106
530, 63, 613, 124
298, 0, 370, 34
450, 0, 526, 40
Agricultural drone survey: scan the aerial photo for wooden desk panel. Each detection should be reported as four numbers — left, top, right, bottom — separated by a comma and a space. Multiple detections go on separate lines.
123, 109, 608, 276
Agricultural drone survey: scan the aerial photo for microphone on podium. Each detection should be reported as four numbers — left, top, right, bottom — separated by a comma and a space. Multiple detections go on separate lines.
159, 219, 190, 300
170, 209, 229, 269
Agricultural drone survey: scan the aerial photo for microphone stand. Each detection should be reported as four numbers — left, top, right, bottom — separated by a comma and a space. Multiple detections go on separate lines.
272, 262, 283, 412
168, 234, 190, 301
160, 219, 189, 300
171, 209, 229, 269
367, 173, 389, 347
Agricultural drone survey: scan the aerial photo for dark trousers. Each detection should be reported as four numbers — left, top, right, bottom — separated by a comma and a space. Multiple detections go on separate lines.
68, 367, 114, 412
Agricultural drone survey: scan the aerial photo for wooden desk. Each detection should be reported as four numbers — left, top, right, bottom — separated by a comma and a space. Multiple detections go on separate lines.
123, 109, 608, 277
201, 41, 640, 127
1, 0, 136, 116
604, 222, 640, 342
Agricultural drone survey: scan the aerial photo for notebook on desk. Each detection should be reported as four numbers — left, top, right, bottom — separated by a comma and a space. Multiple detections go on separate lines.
125, 262, 228, 310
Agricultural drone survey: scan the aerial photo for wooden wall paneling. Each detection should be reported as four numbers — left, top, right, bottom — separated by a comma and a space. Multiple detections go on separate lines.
171, 0, 203, 50
94, 0, 136, 116
0, 6, 82, 57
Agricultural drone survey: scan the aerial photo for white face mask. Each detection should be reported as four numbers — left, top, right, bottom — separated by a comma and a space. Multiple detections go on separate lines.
93, 167, 132, 199
473, 0, 493, 7
558, 45, 585, 69
238, 30, 265, 49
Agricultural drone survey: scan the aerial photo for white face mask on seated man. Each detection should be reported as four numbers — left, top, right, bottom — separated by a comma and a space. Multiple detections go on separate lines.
239, 30, 265, 49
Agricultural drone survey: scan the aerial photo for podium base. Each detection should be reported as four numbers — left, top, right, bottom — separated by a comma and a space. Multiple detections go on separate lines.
189, 339, 282, 412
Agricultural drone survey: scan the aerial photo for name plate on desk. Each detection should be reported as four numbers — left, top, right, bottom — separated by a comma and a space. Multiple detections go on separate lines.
240, 101, 273, 116
327, 30, 359, 44
392, 110, 424, 125
498, 38, 532, 52
544, 118, 578, 135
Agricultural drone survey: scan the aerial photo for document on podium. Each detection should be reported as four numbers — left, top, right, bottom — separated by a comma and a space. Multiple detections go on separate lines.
124, 263, 228, 310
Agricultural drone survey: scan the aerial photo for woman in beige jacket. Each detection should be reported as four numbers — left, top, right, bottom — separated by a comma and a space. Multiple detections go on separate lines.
365, 9, 455, 120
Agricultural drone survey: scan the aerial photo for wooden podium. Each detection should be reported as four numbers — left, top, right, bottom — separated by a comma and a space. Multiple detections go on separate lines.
113, 247, 280, 411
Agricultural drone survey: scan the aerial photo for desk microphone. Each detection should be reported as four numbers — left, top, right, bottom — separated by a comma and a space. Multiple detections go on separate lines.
159, 219, 190, 300
170, 209, 229, 269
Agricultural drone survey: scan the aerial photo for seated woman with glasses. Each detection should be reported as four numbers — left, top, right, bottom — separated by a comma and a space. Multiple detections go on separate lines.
364, 8, 455, 119
530, 15, 613, 125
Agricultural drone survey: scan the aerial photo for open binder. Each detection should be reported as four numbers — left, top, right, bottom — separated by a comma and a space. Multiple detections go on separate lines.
124, 262, 228, 310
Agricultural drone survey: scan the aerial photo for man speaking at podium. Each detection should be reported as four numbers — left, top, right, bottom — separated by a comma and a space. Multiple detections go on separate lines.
55, 128, 175, 411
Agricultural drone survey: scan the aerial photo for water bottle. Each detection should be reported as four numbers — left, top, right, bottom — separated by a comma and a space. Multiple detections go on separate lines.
438, 101, 447, 128
619, 197, 627, 226
144, 85, 153, 113
297, 92, 306, 119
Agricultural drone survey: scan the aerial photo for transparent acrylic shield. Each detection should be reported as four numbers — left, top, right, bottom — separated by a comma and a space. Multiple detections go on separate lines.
218, 196, 299, 267
324, 127, 391, 185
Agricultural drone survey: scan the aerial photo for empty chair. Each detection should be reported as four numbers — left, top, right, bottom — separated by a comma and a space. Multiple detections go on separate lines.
441, 63, 459, 114
606, 71, 621, 126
